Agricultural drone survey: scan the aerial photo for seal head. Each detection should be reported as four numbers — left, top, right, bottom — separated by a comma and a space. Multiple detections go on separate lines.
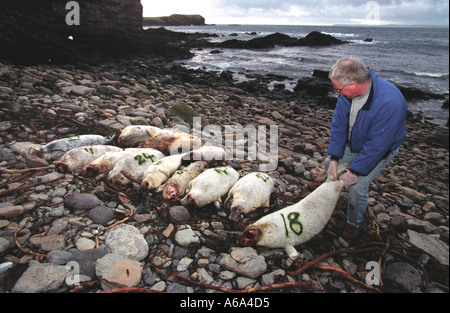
240, 227, 261, 246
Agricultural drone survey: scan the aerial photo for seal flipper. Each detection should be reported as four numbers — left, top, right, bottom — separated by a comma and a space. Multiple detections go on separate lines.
284, 245, 299, 268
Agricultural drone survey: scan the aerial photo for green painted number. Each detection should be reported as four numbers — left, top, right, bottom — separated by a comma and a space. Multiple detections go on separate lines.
256, 173, 270, 183
68, 136, 81, 141
281, 212, 303, 238
214, 168, 229, 176
134, 153, 156, 166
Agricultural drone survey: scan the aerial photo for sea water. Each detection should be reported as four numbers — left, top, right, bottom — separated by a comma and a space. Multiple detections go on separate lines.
146, 24, 449, 126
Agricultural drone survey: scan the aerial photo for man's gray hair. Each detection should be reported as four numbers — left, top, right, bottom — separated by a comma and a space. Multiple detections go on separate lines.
329, 57, 371, 85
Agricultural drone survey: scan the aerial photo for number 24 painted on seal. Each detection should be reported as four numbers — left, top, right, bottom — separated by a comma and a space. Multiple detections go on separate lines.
281, 212, 303, 238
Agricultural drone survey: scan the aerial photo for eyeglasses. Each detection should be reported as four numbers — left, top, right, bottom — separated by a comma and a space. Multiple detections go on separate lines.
334, 85, 348, 94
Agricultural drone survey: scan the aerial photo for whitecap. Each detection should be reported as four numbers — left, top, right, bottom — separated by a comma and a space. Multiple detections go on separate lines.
322, 32, 357, 38
412, 72, 449, 78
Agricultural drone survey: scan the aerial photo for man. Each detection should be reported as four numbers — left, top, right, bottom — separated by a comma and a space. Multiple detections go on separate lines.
325, 56, 407, 242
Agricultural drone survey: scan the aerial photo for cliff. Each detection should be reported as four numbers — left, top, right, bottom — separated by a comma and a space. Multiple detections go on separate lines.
143, 14, 206, 26
53, 0, 144, 31
0, 0, 196, 65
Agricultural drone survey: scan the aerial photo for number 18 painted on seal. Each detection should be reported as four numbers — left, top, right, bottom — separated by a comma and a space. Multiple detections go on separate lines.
281, 212, 303, 238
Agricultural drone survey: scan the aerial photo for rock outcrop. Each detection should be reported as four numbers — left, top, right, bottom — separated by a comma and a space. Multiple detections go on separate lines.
53, 0, 144, 31
143, 14, 206, 26
215, 31, 348, 50
0, 0, 199, 65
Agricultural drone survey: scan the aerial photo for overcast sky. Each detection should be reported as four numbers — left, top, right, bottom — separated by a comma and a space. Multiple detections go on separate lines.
141, 0, 449, 26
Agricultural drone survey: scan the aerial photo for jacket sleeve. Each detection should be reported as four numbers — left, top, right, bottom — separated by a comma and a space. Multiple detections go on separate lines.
349, 97, 403, 175
328, 96, 349, 159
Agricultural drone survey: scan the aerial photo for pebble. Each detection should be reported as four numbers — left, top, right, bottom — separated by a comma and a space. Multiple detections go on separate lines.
0, 60, 448, 294
88, 206, 115, 225
0, 238, 9, 253
177, 257, 194, 272
47, 250, 73, 265
105, 224, 149, 261
174, 225, 200, 246
64, 193, 102, 210
76, 237, 96, 250
168, 205, 191, 222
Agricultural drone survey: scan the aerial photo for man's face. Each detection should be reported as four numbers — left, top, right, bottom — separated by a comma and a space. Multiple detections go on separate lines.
331, 78, 357, 99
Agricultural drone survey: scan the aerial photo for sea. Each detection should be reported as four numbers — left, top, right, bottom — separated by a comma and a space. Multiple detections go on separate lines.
145, 24, 449, 127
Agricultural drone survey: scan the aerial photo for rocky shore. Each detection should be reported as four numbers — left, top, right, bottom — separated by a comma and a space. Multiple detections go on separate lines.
0, 58, 448, 294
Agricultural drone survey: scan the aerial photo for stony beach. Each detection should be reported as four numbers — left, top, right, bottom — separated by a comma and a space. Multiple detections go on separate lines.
0, 57, 448, 294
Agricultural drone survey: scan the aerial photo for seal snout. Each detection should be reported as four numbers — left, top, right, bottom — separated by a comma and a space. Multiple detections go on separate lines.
240, 228, 261, 246
229, 206, 245, 223
181, 193, 197, 208
165, 186, 179, 200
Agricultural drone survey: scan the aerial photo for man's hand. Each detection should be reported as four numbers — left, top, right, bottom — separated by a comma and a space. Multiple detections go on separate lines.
340, 170, 358, 188
327, 160, 338, 180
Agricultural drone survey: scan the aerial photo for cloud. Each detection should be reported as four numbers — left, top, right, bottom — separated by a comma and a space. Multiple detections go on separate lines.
142, 0, 449, 26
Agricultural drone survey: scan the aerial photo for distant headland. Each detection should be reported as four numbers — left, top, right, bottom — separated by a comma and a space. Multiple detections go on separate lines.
143, 14, 206, 26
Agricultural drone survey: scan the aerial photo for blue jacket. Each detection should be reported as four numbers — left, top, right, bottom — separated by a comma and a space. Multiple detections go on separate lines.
328, 70, 407, 175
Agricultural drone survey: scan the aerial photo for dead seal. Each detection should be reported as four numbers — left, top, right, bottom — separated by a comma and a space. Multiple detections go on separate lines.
181, 166, 239, 208
158, 161, 208, 200
240, 165, 348, 265
54, 145, 121, 173
225, 172, 274, 222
